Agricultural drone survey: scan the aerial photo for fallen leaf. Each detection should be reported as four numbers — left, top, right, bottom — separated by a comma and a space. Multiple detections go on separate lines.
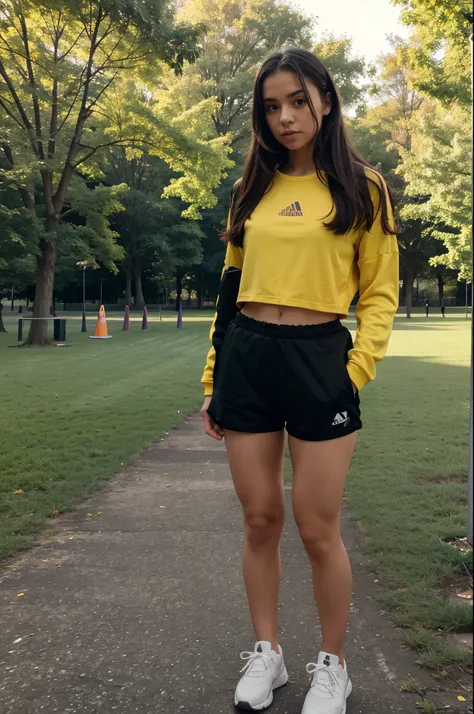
456, 591, 473, 600
159, 506, 167, 509
14, 489, 24, 496
458, 696, 467, 702
68, 537, 74, 540
17, 593, 24, 597
51, 508, 60, 517
13, 638, 22, 644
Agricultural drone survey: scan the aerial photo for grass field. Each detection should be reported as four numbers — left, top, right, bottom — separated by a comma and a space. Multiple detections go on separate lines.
0, 307, 472, 670
342, 314, 473, 669
0, 311, 209, 557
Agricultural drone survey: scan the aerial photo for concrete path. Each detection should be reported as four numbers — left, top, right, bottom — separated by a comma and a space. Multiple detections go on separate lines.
0, 417, 470, 714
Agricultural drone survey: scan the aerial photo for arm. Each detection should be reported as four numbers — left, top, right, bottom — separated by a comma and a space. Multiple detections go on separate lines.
201, 179, 244, 397
201, 239, 244, 396
346, 175, 399, 392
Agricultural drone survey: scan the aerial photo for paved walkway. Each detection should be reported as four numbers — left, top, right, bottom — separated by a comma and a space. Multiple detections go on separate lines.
0, 417, 469, 713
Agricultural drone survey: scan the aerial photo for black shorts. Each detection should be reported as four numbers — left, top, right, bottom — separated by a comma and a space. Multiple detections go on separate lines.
208, 313, 362, 442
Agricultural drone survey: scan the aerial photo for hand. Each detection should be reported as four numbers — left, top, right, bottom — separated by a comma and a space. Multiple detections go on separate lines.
201, 396, 224, 441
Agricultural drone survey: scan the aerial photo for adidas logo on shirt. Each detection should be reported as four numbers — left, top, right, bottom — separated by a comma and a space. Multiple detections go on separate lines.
278, 201, 303, 217
332, 411, 350, 427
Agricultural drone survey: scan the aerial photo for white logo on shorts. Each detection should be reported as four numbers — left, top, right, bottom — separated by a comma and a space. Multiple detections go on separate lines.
332, 411, 350, 427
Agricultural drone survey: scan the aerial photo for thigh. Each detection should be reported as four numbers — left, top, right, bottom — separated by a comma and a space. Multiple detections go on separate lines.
289, 432, 357, 528
224, 430, 286, 517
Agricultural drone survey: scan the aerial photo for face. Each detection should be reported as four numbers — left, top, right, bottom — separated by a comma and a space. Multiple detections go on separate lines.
262, 70, 331, 151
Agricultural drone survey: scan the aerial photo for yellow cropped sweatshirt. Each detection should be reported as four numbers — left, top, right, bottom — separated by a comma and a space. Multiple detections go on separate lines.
202, 168, 399, 396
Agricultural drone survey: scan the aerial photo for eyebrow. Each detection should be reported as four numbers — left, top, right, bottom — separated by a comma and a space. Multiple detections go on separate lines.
263, 89, 305, 102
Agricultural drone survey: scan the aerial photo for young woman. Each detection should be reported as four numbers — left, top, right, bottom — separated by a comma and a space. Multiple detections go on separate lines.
200, 47, 399, 714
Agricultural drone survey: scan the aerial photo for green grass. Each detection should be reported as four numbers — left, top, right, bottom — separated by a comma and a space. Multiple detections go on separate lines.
0, 311, 209, 558
1, 308, 472, 671
346, 314, 473, 670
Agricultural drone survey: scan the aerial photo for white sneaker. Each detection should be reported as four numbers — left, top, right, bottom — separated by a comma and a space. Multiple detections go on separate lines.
234, 640, 289, 711
301, 652, 352, 714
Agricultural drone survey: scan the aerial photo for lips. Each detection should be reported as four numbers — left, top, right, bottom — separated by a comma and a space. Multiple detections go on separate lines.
281, 131, 300, 137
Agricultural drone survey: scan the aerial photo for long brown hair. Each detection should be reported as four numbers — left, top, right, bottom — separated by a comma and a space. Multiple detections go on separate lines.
223, 47, 397, 247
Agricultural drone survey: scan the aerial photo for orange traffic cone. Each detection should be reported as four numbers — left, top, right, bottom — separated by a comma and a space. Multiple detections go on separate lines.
89, 305, 112, 339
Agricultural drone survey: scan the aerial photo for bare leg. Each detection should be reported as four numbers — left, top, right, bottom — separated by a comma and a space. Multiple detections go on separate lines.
225, 430, 286, 651
289, 432, 357, 663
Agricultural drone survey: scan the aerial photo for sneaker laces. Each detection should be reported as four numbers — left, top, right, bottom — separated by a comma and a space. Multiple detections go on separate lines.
306, 663, 340, 698
240, 650, 273, 678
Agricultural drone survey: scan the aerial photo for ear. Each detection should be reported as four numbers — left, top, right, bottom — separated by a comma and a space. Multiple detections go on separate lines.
323, 92, 332, 116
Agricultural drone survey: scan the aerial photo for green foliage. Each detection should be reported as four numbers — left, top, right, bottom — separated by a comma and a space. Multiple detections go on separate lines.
95, 78, 233, 218
0, 0, 226, 336
353, 36, 472, 285
398, 103, 472, 280
0, 181, 39, 288
175, 0, 314, 148
104, 149, 206, 308
392, 0, 472, 105
313, 35, 369, 112
58, 177, 128, 271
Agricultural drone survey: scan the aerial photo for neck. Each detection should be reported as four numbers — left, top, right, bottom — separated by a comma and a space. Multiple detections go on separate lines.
283, 146, 316, 176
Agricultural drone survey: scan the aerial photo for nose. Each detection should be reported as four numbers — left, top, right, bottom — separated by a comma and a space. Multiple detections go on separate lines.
280, 103, 295, 127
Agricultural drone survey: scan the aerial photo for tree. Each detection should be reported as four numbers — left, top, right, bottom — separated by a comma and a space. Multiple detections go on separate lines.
397, 209, 441, 317
313, 35, 368, 113
184, 168, 243, 307
171, 0, 314, 149
349, 38, 443, 316
110, 162, 205, 309
388, 3, 472, 285
397, 102, 472, 280
0, 178, 37, 306
0, 0, 204, 344
100, 76, 233, 307
392, 0, 472, 105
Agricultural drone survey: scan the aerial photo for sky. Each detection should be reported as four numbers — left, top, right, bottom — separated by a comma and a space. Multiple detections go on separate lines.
295, 0, 411, 63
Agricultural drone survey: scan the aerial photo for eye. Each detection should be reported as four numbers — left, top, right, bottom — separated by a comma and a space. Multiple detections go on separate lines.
295, 98, 307, 107
265, 103, 278, 113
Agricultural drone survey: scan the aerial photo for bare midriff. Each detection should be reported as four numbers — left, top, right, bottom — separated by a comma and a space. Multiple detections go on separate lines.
241, 302, 338, 326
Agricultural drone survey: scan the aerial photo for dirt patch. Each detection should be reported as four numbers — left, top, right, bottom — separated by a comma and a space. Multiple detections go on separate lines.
418, 475, 467, 484
439, 572, 473, 607
443, 536, 473, 557
445, 632, 473, 652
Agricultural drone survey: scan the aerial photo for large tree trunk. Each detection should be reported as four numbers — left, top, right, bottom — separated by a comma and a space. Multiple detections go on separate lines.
0, 307, 6, 332
175, 267, 182, 312
124, 266, 132, 307
437, 274, 444, 304
26, 236, 57, 345
405, 268, 415, 319
133, 255, 145, 310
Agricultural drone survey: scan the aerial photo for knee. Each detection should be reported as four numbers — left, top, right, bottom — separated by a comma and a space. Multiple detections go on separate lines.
244, 510, 284, 548
298, 524, 341, 563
